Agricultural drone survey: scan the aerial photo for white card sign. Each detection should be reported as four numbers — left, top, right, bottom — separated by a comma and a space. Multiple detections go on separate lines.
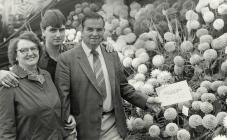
156, 80, 192, 106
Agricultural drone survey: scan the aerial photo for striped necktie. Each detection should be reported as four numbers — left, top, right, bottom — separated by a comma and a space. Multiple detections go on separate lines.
91, 49, 107, 99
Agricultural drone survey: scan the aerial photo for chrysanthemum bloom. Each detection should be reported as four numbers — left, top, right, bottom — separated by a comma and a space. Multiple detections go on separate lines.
191, 92, 202, 101
177, 129, 191, 140
134, 38, 145, 49
164, 108, 177, 121
119, 18, 129, 28
137, 64, 148, 74
213, 18, 224, 30
185, 10, 199, 20
130, 1, 141, 11
157, 71, 172, 84
223, 116, 227, 128
115, 26, 122, 36
216, 112, 227, 124
134, 73, 146, 81
221, 61, 227, 73
138, 52, 149, 63
123, 27, 132, 35
135, 48, 146, 57
200, 102, 213, 114
152, 55, 165, 67
217, 85, 227, 96
141, 83, 154, 95
125, 33, 137, 43
149, 125, 160, 137
165, 123, 179, 136
144, 40, 157, 51
203, 49, 217, 61
209, 0, 221, 9
203, 11, 215, 23
190, 54, 203, 65
212, 38, 227, 50
139, 32, 151, 41
111, 18, 120, 28
146, 78, 159, 87
130, 10, 138, 18
174, 65, 184, 75
123, 48, 134, 58
202, 114, 218, 130
114, 38, 127, 51
150, 69, 161, 78
201, 93, 216, 103
200, 35, 213, 44
174, 56, 185, 66
196, 87, 208, 94
198, 42, 210, 51
187, 20, 200, 30
133, 81, 144, 91
132, 118, 145, 130
218, 3, 227, 15
164, 32, 176, 41
196, 28, 209, 38
213, 135, 227, 140
200, 80, 212, 90
127, 117, 136, 130
143, 114, 153, 127
192, 101, 202, 111
211, 81, 224, 91
196, 0, 210, 12
123, 57, 132, 67
132, 58, 142, 69
164, 41, 176, 52
189, 114, 202, 128
180, 41, 194, 52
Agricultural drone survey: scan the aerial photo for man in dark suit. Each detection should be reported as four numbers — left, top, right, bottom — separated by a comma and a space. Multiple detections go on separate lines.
55, 12, 160, 140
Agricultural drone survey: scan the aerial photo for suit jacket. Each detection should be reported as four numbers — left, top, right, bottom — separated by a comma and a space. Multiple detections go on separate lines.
55, 43, 148, 140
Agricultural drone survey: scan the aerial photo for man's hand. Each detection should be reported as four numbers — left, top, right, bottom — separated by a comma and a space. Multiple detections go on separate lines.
101, 41, 115, 53
65, 115, 76, 130
146, 97, 162, 113
0, 70, 19, 88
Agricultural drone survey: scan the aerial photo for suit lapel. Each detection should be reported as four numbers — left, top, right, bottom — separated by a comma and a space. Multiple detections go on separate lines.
76, 46, 102, 96
101, 47, 116, 96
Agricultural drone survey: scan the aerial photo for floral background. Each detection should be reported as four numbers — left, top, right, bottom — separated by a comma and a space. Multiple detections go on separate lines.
65, 0, 227, 139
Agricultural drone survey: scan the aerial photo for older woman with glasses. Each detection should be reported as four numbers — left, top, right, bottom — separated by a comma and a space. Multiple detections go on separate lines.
0, 31, 73, 140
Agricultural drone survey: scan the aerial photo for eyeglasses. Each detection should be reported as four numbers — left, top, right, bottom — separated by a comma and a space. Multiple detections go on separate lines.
49, 27, 65, 33
17, 47, 39, 54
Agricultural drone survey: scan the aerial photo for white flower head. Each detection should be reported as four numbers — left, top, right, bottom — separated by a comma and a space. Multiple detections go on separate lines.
213, 19, 224, 30
132, 58, 143, 69
152, 55, 165, 67
144, 40, 157, 51
203, 11, 215, 23
213, 135, 227, 140
122, 57, 132, 67
185, 10, 199, 20
127, 116, 136, 130
135, 48, 146, 57
134, 73, 146, 81
138, 52, 150, 63
157, 71, 172, 84
138, 64, 148, 74
164, 41, 176, 52
150, 69, 161, 78
218, 3, 227, 15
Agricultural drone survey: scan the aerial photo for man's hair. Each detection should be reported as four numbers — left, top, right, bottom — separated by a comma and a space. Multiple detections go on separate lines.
40, 9, 66, 30
81, 12, 104, 29
8, 31, 43, 65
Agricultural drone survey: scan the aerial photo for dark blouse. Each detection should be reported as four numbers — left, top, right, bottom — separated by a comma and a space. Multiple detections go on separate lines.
0, 65, 65, 140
